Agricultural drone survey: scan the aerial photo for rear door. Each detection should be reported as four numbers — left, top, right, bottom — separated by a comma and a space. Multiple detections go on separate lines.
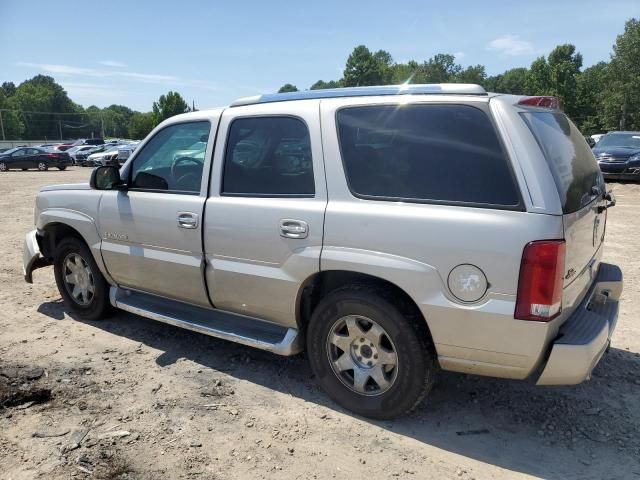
203, 100, 326, 327
522, 111, 607, 309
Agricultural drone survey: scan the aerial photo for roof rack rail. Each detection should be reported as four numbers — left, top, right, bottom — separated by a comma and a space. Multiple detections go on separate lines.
231, 83, 487, 107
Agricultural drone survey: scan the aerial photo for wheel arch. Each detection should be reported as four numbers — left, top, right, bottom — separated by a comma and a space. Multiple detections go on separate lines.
39, 212, 113, 284
297, 270, 435, 350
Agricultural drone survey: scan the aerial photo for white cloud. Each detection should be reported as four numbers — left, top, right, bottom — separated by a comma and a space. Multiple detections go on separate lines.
16, 62, 178, 83
453, 51, 465, 60
487, 35, 534, 56
98, 60, 126, 68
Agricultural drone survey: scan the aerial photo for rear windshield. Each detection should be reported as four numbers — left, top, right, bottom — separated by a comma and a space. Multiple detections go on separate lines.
336, 104, 520, 208
522, 112, 603, 214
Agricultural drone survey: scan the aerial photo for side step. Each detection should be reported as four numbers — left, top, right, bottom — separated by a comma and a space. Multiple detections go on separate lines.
109, 287, 302, 356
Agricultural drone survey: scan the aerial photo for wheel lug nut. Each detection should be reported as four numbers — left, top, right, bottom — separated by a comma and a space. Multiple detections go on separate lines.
357, 356, 362, 361
360, 338, 364, 342
374, 354, 378, 359
369, 343, 373, 347
367, 361, 372, 366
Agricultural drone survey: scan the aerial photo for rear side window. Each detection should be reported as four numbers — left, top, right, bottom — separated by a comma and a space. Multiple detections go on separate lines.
522, 112, 603, 214
336, 104, 520, 208
222, 117, 314, 196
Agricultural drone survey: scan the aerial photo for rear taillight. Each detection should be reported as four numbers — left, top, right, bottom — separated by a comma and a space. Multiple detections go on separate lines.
518, 96, 560, 109
515, 240, 566, 321
47, 153, 59, 158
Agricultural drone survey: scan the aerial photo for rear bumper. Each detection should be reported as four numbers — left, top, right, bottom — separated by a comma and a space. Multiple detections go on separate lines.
536, 262, 623, 385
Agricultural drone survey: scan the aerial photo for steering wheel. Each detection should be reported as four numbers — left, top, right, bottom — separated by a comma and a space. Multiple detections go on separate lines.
171, 156, 202, 191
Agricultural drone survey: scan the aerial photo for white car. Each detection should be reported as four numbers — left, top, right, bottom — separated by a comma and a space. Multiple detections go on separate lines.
67, 145, 99, 164
85, 146, 120, 167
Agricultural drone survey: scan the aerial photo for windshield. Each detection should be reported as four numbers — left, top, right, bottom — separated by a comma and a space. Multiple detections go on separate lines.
522, 111, 604, 214
596, 133, 640, 149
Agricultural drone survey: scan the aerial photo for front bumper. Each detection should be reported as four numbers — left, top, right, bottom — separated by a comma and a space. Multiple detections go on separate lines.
23, 229, 51, 283
536, 262, 623, 385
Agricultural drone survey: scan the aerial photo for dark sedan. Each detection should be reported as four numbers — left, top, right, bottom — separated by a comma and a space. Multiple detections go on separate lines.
0, 147, 72, 172
593, 131, 640, 181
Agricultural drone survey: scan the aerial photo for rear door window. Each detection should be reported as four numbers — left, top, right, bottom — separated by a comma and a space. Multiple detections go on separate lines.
222, 116, 314, 196
336, 104, 520, 208
521, 112, 604, 213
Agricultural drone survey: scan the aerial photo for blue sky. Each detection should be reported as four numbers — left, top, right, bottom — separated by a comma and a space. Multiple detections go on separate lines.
1, 0, 637, 111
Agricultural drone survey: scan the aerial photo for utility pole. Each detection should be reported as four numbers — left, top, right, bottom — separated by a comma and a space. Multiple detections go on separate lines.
620, 93, 627, 131
58, 119, 63, 140
101, 116, 105, 139
0, 110, 5, 141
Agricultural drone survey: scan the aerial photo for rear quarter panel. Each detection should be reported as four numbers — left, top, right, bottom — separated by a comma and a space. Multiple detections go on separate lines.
319, 96, 565, 378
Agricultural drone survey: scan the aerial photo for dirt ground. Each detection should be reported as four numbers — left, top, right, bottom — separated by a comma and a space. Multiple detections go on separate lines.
0, 167, 638, 480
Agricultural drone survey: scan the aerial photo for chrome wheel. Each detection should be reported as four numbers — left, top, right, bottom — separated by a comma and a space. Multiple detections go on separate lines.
326, 315, 398, 396
62, 253, 95, 306
38, 162, 47, 171
0, 162, 6, 171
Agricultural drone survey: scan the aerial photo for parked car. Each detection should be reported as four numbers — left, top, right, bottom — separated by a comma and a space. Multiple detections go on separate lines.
84, 145, 120, 167
593, 131, 640, 181
71, 138, 105, 147
591, 133, 605, 144
116, 142, 140, 164
0, 147, 71, 171
66, 145, 98, 165
23, 85, 622, 419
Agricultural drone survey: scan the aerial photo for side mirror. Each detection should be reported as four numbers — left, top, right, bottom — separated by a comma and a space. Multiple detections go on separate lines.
90, 166, 126, 190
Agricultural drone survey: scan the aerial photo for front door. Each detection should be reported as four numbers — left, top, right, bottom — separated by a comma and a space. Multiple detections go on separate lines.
99, 119, 216, 307
10, 148, 30, 169
203, 101, 327, 327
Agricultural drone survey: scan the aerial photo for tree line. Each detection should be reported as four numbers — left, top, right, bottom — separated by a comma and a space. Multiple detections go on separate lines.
1, 18, 638, 140
0, 79, 192, 141
279, 18, 640, 134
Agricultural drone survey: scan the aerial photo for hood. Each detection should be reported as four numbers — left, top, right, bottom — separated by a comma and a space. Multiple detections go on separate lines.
40, 183, 91, 192
592, 146, 640, 158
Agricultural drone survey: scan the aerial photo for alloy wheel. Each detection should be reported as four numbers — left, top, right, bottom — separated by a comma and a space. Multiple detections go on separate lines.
38, 162, 47, 171
326, 315, 399, 396
62, 253, 95, 306
0, 162, 6, 171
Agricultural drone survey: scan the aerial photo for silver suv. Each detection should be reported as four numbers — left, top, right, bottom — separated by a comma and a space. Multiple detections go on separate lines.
23, 85, 622, 419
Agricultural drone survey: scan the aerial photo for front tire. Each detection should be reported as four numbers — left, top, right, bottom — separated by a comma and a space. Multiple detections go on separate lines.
307, 285, 437, 419
0, 162, 7, 172
53, 237, 111, 321
37, 162, 48, 171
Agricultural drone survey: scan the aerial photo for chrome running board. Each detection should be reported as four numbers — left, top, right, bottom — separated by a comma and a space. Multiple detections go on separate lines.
109, 287, 302, 356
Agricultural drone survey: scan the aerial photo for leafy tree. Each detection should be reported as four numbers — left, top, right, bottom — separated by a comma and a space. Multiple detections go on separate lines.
603, 18, 640, 130
421, 54, 462, 83
343, 45, 393, 86
128, 112, 156, 139
152, 91, 190, 124
310, 79, 342, 90
1, 81, 16, 97
490, 67, 528, 94
456, 65, 487, 85
11, 75, 79, 139
0, 92, 25, 139
525, 56, 552, 95
576, 62, 609, 133
278, 83, 299, 93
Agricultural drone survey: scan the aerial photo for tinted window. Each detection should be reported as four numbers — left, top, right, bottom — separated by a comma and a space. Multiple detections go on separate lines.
522, 112, 604, 214
130, 121, 210, 193
222, 117, 314, 196
336, 105, 519, 207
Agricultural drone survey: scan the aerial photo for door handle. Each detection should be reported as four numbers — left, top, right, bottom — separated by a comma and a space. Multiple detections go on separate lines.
177, 212, 199, 229
280, 219, 308, 239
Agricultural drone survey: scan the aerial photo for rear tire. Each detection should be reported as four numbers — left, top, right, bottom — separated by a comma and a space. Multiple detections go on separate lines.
53, 237, 111, 321
37, 162, 48, 171
307, 285, 437, 419
58, 166, 67, 170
